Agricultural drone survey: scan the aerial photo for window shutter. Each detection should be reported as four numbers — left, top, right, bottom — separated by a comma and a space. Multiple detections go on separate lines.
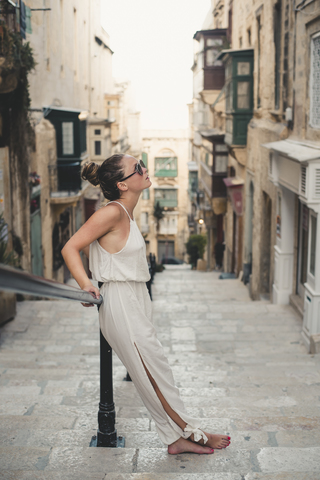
300, 166, 307, 195
315, 168, 320, 197
310, 34, 320, 128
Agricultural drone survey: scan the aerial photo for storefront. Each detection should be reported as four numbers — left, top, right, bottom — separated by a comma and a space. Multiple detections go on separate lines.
264, 139, 320, 351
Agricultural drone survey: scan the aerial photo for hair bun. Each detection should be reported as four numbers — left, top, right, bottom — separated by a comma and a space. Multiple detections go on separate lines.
81, 162, 100, 187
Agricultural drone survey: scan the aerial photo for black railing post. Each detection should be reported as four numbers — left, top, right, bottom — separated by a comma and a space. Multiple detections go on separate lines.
96, 330, 118, 447
90, 281, 124, 448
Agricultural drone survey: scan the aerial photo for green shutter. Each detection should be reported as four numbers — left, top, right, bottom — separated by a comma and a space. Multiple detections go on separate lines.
142, 152, 148, 167
155, 157, 177, 177
26, 6, 32, 34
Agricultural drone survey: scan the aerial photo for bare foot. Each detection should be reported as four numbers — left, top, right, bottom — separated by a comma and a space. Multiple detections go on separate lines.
202, 432, 230, 449
168, 437, 214, 455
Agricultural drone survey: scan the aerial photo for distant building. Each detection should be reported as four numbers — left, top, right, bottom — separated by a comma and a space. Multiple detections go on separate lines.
138, 130, 189, 263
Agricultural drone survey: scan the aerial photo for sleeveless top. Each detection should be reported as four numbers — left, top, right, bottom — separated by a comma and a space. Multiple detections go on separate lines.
89, 201, 150, 283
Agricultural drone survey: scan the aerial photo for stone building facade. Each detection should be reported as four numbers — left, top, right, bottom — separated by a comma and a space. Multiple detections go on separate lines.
191, 0, 320, 350
189, 0, 231, 270
138, 130, 189, 262
0, 0, 141, 287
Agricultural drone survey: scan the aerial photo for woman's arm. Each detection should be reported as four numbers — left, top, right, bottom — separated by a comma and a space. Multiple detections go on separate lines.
61, 206, 121, 293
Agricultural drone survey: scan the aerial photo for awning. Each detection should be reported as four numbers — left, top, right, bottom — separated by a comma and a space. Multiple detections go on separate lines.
217, 48, 254, 61
262, 139, 320, 163
223, 177, 244, 188
199, 128, 225, 141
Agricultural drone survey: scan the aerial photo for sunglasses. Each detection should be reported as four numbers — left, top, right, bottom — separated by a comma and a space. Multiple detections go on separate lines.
120, 159, 146, 181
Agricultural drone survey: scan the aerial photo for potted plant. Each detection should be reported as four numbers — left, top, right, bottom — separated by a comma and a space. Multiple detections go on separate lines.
186, 234, 207, 269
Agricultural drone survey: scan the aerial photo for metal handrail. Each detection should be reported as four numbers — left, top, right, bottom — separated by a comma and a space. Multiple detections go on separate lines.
0, 263, 126, 448
0, 264, 103, 305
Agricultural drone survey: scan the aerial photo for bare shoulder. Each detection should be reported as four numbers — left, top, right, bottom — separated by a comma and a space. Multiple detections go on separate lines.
94, 203, 127, 225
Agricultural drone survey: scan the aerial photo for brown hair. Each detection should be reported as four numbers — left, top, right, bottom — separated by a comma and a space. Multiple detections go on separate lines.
81, 153, 125, 200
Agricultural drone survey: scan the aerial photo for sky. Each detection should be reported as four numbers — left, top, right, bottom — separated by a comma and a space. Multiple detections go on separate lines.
101, 0, 211, 130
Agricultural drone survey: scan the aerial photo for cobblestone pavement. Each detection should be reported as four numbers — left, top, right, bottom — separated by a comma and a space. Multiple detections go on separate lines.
0, 269, 320, 479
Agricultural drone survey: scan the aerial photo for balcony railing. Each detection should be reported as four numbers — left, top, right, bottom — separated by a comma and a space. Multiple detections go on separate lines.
155, 199, 177, 208
57, 160, 82, 191
203, 67, 225, 91
49, 161, 82, 196
212, 174, 227, 198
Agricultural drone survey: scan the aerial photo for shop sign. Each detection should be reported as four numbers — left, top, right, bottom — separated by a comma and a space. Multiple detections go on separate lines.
229, 186, 243, 216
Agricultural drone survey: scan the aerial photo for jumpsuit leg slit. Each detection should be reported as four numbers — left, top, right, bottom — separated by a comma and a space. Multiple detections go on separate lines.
98, 281, 207, 446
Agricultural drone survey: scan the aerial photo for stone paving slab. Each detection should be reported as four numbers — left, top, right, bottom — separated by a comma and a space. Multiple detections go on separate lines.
0, 472, 105, 480
0, 269, 320, 478
136, 448, 252, 473
104, 475, 320, 480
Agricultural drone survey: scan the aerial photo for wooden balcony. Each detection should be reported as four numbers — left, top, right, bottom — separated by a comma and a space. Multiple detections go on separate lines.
203, 67, 225, 91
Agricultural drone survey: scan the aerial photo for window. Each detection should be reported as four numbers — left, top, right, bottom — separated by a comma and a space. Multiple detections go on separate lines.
62, 122, 74, 155
310, 32, 320, 128
205, 38, 223, 67
154, 189, 178, 208
257, 15, 262, 108
95, 141, 101, 156
155, 157, 177, 177
26, 6, 32, 34
142, 188, 150, 200
237, 81, 250, 109
189, 171, 198, 193
310, 214, 317, 276
215, 155, 228, 173
221, 49, 254, 145
141, 212, 148, 225
94, 129, 101, 135
274, 1, 281, 110
247, 28, 251, 46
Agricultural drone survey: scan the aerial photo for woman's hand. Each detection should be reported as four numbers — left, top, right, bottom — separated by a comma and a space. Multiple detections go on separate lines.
81, 284, 101, 307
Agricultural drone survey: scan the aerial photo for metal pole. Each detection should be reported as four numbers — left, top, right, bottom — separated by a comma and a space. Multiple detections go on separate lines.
90, 282, 125, 448
96, 331, 119, 447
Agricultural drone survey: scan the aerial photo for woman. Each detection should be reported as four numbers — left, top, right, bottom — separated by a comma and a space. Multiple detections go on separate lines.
62, 153, 231, 455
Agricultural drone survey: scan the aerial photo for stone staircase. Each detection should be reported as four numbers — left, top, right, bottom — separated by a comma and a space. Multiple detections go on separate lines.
0, 270, 320, 479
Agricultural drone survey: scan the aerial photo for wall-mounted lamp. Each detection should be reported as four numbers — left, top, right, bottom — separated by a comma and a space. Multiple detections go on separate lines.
78, 111, 89, 121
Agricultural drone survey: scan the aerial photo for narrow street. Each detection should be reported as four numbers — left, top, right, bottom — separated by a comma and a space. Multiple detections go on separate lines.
0, 268, 320, 479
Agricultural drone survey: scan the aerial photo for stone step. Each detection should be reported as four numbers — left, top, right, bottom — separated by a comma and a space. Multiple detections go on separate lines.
0, 446, 320, 478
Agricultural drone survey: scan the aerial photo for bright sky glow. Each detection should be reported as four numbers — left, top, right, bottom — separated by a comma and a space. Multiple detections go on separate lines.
101, 0, 211, 130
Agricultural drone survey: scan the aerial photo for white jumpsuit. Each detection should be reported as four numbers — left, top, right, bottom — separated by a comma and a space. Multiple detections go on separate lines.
89, 201, 207, 445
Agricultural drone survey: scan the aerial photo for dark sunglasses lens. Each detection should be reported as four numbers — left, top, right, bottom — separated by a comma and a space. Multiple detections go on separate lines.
137, 162, 144, 175
140, 160, 146, 169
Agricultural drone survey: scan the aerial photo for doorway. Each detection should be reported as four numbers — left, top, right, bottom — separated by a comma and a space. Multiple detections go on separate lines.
297, 202, 309, 298
30, 195, 43, 277
260, 192, 272, 294
158, 240, 174, 262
